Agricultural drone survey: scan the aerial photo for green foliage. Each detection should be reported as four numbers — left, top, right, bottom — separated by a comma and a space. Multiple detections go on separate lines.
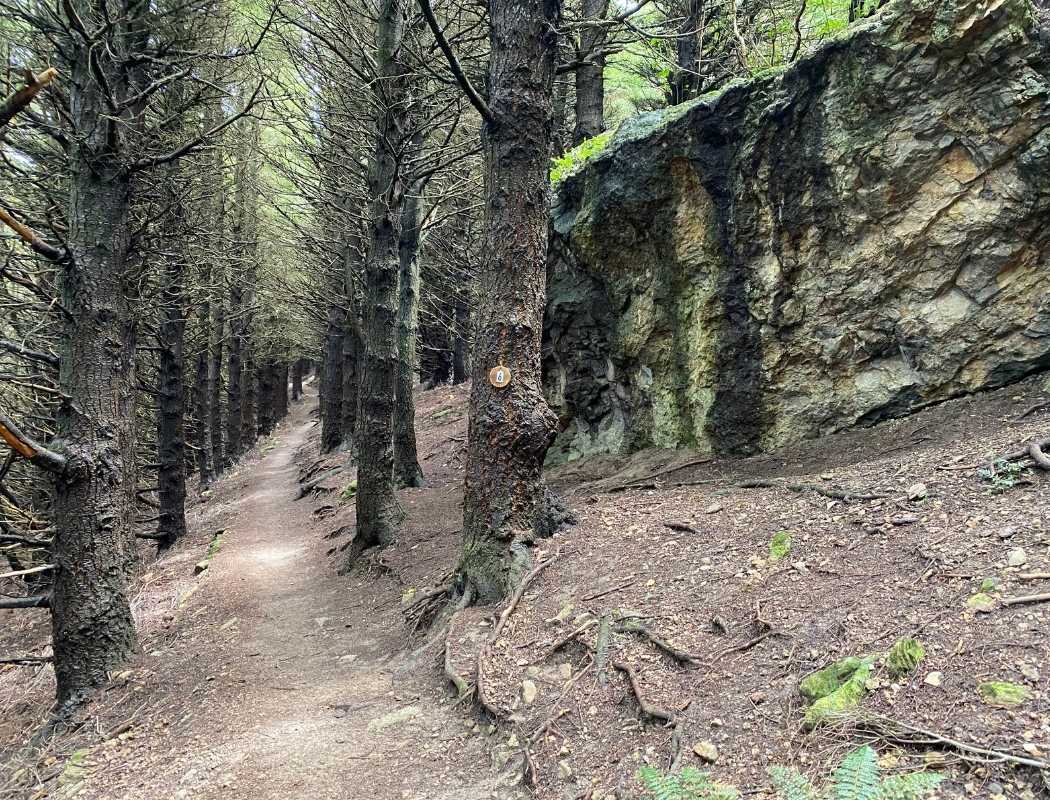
769, 766, 819, 800
339, 479, 358, 503
550, 131, 614, 185
769, 746, 943, 800
977, 459, 1028, 493
638, 766, 740, 800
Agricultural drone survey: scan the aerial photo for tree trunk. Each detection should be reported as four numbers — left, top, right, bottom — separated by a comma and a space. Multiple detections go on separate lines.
341, 317, 359, 446
193, 343, 213, 486
452, 297, 470, 385
573, 0, 609, 144
457, 0, 562, 602
291, 359, 303, 401
241, 337, 257, 450
669, 0, 702, 104
394, 175, 424, 488
353, 0, 410, 560
50, 8, 141, 704
277, 363, 289, 420
256, 360, 276, 437
209, 286, 224, 472
225, 280, 243, 465
320, 298, 345, 452
156, 253, 188, 547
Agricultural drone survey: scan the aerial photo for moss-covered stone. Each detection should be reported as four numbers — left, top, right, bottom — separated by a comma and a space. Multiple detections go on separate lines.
800, 656, 874, 728
803, 659, 873, 728
886, 638, 925, 678
965, 592, 997, 613
978, 681, 1029, 707
769, 530, 792, 561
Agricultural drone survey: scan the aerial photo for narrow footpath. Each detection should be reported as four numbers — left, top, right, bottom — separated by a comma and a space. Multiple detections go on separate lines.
67, 394, 516, 800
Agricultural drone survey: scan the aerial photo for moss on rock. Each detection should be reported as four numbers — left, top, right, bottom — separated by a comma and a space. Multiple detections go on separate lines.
887, 637, 926, 678
978, 681, 1029, 707
800, 656, 874, 728
769, 530, 792, 561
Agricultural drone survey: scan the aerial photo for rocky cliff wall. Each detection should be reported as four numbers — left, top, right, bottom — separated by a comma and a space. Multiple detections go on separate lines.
543, 0, 1050, 462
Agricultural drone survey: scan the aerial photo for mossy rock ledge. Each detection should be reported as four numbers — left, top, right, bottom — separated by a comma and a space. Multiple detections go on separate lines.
542, 0, 1050, 463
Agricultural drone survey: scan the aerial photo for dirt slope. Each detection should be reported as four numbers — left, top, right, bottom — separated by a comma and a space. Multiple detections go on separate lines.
2, 376, 1049, 800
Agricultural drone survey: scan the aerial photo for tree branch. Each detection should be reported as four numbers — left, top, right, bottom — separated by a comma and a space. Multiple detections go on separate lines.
416, 0, 496, 125
0, 68, 58, 129
0, 412, 67, 474
0, 595, 50, 609
0, 339, 60, 368
0, 204, 69, 263
128, 80, 268, 173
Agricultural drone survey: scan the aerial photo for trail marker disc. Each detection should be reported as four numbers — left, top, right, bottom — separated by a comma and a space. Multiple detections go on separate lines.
489, 365, 512, 388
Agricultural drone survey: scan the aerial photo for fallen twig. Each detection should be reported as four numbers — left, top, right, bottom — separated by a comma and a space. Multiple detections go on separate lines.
729, 480, 887, 501
854, 712, 1050, 771
1000, 592, 1050, 607
663, 521, 701, 535
0, 563, 54, 580
602, 457, 714, 493
581, 576, 636, 602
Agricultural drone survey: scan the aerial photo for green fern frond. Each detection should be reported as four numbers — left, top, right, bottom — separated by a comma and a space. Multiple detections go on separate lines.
876, 772, 944, 800
768, 765, 819, 800
638, 766, 740, 800
832, 746, 880, 800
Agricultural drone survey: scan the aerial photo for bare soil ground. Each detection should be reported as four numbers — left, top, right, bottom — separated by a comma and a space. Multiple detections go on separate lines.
2, 375, 1049, 800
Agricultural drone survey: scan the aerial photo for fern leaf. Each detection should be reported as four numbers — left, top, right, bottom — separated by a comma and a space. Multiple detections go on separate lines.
876, 772, 944, 800
768, 765, 819, 800
832, 746, 881, 800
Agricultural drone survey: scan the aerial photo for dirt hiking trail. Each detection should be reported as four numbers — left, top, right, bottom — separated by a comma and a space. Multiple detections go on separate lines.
0, 392, 519, 800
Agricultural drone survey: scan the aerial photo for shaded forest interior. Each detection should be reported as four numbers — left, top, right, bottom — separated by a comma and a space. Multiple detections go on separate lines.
2, 0, 1050, 797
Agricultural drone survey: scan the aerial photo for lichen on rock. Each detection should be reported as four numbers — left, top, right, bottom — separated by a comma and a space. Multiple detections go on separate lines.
543, 0, 1050, 462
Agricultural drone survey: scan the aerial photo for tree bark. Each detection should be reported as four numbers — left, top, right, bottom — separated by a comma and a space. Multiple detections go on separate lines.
156, 251, 188, 547
209, 282, 225, 471
452, 297, 470, 385
291, 359, 304, 401
457, 0, 562, 602
241, 334, 257, 450
256, 360, 276, 437
320, 298, 345, 453
225, 280, 243, 465
394, 174, 424, 488
50, 2, 142, 705
669, 0, 702, 104
192, 315, 214, 487
353, 0, 411, 559
573, 0, 610, 144
277, 363, 289, 421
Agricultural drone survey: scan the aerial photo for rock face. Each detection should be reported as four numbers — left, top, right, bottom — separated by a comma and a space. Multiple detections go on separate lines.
543, 0, 1050, 462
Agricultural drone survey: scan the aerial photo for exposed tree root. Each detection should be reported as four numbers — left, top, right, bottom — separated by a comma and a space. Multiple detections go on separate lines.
613, 660, 675, 724
614, 618, 704, 667
0, 595, 49, 609
491, 550, 562, 641
994, 436, 1050, 467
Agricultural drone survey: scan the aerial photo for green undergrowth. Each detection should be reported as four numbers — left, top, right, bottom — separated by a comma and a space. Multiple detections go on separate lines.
551, 131, 614, 185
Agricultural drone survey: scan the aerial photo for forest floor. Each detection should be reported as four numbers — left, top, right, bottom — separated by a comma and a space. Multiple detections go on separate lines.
1, 375, 1049, 800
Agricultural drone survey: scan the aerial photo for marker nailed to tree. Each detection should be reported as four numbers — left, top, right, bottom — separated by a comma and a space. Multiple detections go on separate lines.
488, 365, 512, 388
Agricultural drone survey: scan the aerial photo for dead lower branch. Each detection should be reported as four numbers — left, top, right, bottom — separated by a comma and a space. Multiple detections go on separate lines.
0, 68, 58, 128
